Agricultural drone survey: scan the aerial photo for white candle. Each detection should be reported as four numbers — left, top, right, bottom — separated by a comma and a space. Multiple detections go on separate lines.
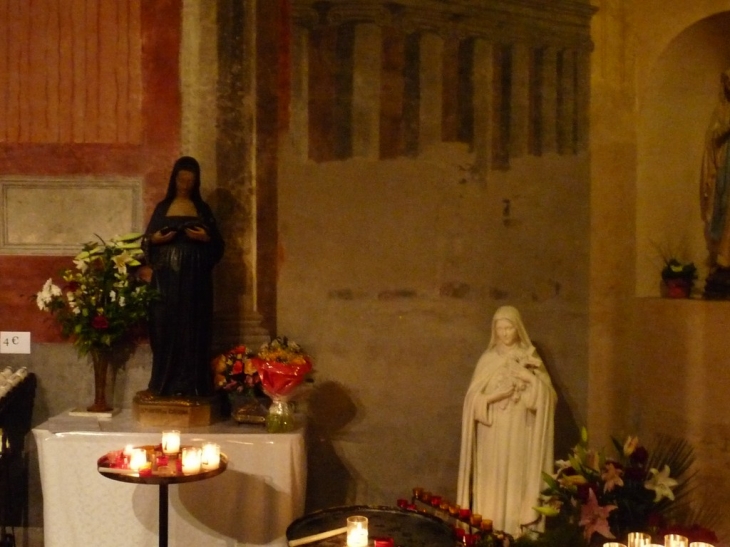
201, 442, 220, 471
603, 543, 626, 547
628, 532, 651, 547
181, 447, 202, 475
346, 516, 368, 547
128, 449, 147, 471
665, 535, 689, 547
689, 543, 715, 547
161, 430, 181, 455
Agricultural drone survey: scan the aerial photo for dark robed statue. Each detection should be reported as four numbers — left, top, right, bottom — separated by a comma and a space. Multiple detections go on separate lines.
144, 156, 224, 397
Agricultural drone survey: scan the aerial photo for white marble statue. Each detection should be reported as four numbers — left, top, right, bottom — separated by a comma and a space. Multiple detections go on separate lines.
457, 305, 556, 537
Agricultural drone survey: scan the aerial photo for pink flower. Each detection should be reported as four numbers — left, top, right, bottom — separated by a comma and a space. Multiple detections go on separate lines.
579, 488, 616, 541
601, 462, 624, 492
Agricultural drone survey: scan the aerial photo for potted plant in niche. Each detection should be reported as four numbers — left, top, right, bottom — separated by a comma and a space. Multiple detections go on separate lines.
660, 258, 697, 298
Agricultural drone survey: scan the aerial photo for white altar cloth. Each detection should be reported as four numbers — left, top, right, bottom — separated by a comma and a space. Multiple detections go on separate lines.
33, 410, 306, 547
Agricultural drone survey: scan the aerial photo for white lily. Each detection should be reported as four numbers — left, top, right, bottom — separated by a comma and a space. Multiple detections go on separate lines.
644, 464, 678, 502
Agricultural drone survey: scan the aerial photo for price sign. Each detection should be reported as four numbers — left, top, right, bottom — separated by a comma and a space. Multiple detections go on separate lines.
0, 332, 31, 354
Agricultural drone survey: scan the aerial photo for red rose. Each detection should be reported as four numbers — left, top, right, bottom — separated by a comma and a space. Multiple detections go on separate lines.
91, 315, 109, 329
65, 281, 80, 292
231, 359, 244, 375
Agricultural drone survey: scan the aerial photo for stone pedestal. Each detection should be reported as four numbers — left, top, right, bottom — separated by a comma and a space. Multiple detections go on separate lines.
132, 391, 220, 427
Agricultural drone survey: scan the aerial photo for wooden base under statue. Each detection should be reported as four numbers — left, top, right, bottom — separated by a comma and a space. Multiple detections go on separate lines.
132, 390, 219, 427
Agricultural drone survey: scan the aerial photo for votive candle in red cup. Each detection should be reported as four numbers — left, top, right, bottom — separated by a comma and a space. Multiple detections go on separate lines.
430, 495, 442, 507
396, 498, 408, 508
454, 528, 466, 540
449, 504, 461, 517
458, 508, 471, 520
373, 538, 394, 547
470, 513, 482, 527
421, 491, 432, 503
412, 487, 424, 499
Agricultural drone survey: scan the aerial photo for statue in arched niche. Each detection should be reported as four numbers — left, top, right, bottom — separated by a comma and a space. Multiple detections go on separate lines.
701, 68, 730, 298
457, 305, 556, 537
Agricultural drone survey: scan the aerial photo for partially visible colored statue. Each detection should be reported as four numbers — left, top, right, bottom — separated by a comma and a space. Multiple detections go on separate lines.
701, 68, 730, 297
144, 156, 224, 397
457, 306, 556, 537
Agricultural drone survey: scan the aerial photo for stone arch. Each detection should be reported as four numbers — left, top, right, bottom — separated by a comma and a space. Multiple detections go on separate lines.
636, 11, 730, 296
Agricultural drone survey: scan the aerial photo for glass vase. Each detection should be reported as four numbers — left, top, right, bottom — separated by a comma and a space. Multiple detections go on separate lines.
265, 395, 295, 433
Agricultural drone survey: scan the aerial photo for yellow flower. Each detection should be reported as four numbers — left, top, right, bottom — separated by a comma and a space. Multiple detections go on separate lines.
244, 359, 257, 375
623, 436, 638, 457
559, 474, 588, 487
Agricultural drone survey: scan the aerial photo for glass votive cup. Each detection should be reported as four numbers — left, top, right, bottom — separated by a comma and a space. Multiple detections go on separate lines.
469, 513, 482, 527
201, 442, 220, 471
346, 515, 368, 547
128, 448, 148, 471
181, 446, 202, 475
603, 543, 627, 547
161, 430, 181, 455
689, 543, 715, 547
665, 535, 689, 547
628, 532, 652, 547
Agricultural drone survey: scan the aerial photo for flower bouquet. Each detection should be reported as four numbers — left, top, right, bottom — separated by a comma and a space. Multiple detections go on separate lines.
36, 233, 157, 411
210, 345, 268, 424
527, 428, 717, 547
250, 337, 312, 433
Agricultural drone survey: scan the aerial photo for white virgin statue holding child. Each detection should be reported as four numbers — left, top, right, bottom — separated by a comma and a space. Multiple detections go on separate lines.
457, 305, 556, 537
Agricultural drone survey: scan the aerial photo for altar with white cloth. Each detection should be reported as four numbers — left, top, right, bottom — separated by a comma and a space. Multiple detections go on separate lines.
33, 409, 306, 547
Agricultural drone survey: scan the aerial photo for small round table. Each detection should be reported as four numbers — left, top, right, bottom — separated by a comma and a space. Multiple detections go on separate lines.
97, 448, 227, 547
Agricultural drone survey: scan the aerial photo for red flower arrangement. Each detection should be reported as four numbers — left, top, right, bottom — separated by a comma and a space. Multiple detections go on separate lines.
250, 337, 313, 400
211, 345, 262, 397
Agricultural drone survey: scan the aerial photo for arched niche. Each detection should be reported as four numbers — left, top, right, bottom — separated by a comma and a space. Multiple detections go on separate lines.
636, 11, 730, 297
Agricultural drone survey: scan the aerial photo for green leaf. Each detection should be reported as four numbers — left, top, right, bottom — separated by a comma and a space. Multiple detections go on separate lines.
114, 232, 144, 242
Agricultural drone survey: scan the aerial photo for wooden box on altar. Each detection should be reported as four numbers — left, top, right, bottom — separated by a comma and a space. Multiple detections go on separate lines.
132, 391, 219, 427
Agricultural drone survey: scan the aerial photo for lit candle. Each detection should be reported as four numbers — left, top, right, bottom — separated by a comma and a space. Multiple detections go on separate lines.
688, 543, 715, 547
128, 449, 148, 471
346, 516, 368, 547
161, 430, 181, 455
665, 535, 689, 547
201, 442, 220, 471
628, 532, 651, 547
181, 447, 202, 475
603, 543, 626, 547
